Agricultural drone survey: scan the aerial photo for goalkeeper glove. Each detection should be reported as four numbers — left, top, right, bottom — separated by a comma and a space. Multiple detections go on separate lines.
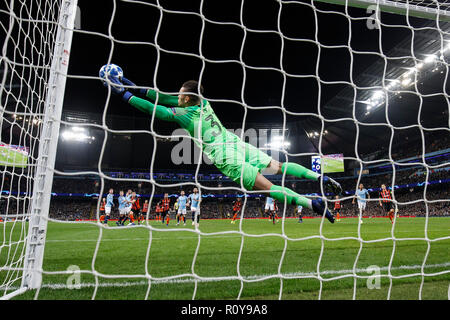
122, 77, 148, 96
106, 74, 134, 102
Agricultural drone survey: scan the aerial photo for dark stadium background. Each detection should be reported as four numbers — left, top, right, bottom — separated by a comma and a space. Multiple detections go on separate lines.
56, 0, 449, 173
0, 0, 448, 221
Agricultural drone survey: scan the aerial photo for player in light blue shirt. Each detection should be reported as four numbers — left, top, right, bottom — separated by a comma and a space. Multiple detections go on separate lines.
176, 190, 188, 226
297, 205, 303, 223
122, 189, 133, 225
104, 188, 114, 225
264, 197, 275, 221
352, 183, 370, 223
117, 190, 127, 226
126, 190, 133, 208
188, 187, 201, 226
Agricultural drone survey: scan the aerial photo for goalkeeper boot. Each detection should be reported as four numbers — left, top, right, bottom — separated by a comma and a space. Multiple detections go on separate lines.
320, 176, 342, 195
311, 198, 335, 224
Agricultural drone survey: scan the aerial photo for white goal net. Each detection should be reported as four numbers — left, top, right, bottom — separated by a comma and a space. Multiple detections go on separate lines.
0, 0, 449, 300
0, 0, 76, 299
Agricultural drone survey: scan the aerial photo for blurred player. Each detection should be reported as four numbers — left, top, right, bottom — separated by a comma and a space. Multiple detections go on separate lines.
230, 197, 243, 224
155, 201, 161, 221
174, 200, 179, 222
142, 199, 149, 223
188, 188, 201, 227
264, 196, 275, 222
155, 202, 162, 221
117, 190, 127, 226
99, 197, 106, 223
161, 193, 171, 226
103, 73, 342, 223
130, 191, 141, 225
121, 189, 133, 225
379, 184, 395, 223
297, 205, 303, 223
334, 195, 342, 222
176, 191, 188, 226
104, 188, 114, 225
272, 200, 280, 224
353, 183, 370, 224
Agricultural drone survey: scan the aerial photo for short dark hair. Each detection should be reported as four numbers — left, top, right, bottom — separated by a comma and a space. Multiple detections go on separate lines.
182, 80, 204, 105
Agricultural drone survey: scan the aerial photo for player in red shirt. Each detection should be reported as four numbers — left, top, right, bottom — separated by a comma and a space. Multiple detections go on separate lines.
129, 191, 141, 225
155, 202, 162, 221
272, 200, 280, 224
141, 199, 149, 223
334, 195, 342, 222
230, 198, 243, 224
99, 198, 106, 223
161, 193, 171, 226
379, 184, 395, 223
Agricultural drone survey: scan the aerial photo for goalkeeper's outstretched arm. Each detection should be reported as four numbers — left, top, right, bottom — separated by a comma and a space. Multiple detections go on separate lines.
102, 71, 178, 122
145, 89, 180, 107
127, 95, 177, 122
121, 77, 179, 107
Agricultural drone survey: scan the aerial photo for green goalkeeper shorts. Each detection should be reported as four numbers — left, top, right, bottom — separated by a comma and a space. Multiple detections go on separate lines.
211, 141, 272, 191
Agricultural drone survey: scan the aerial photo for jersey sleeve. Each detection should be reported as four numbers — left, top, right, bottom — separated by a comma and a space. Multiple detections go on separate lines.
128, 95, 196, 128
128, 96, 177, 121
145, 89, 180, 107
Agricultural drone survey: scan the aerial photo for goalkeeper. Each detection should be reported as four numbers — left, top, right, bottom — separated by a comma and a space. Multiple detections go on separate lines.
101, 66, 342, 223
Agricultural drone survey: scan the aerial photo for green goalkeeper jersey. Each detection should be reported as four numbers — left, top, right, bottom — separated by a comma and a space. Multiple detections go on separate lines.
127, 89, 272, 190
128, 90, 240, 161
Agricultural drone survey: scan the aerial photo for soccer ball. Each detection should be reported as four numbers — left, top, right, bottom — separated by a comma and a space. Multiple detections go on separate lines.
99, 64, 123, 84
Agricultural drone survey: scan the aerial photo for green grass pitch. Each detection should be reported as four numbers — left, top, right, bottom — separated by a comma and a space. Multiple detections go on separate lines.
1, 217, 449, 300
322, 157, 344, 173
0, 147, 28, 168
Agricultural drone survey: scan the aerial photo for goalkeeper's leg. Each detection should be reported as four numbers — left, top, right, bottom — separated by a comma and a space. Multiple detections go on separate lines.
253, 173, 334, 223
217, 149, 334, 223
267, 160, 342, 195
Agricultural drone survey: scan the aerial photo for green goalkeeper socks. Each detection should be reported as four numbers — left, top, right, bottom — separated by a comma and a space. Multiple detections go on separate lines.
281, 162, 320, 181
270, 185, 312, 209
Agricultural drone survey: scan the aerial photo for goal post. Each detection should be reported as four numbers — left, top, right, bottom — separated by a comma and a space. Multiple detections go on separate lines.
314, 0, 450, 22
0, 0, 78, 299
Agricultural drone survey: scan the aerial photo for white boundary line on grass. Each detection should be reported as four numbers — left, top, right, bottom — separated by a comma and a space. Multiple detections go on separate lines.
30, 228, 450, 243
1, 227, 449, 245
1, 262, 449, 291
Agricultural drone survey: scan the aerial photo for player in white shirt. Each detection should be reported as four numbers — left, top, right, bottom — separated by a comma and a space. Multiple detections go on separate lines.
265, 197, 276, 222
297, 205, 303, 223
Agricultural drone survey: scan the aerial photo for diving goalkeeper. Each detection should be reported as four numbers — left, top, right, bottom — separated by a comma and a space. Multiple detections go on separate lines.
101, 66, 342, 223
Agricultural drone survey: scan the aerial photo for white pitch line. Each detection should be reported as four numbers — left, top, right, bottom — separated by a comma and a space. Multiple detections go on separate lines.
0, 228, 449, 244
1, 262, 449, 291
37, 228, 450, 243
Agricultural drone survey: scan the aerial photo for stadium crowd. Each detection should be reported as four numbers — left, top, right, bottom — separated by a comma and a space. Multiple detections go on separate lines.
1, 142, 448, 221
